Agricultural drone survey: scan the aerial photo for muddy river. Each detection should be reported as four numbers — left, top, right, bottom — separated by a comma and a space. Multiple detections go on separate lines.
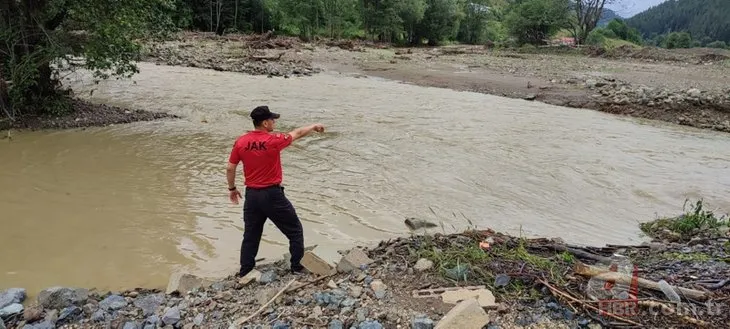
2, 63, 729, 297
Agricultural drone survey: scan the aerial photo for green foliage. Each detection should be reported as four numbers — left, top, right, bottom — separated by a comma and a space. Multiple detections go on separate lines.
640, 199, 729, 241
503, 0, 571, 45
626, 0, 730, 44
707, 41, 728, 49
1, 0, 178, 120
664, 31, 693, 49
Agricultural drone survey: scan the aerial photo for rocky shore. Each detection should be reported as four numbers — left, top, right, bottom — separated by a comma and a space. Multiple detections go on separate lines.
141, 32, 322, 78
2, 201, 728, 329
1, 98, 178, 132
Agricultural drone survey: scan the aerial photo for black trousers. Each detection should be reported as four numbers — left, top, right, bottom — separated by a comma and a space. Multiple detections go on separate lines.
240, 185, 304, 274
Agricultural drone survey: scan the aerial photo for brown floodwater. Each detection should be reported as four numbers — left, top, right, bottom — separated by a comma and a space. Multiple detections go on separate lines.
2, 63, 729, 298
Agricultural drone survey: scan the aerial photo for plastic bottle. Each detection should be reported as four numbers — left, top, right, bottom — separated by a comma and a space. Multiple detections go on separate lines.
658, 279, 681, 303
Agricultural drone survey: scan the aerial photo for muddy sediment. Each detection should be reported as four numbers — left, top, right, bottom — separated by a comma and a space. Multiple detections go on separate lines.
136, 32, 730, 134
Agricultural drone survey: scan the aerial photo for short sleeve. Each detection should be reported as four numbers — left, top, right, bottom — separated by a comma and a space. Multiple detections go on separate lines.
228, 142, 241, 164
269, 133, 293, 151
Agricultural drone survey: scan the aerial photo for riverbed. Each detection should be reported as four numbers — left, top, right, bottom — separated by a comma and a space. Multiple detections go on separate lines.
2, 62, 729, 297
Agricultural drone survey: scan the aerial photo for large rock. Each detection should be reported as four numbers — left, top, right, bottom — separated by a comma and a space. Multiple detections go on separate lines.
133, 293, 166, 316
0, 303, 23, 317
161, 306, 181, 326
99, 294, 128, 311
337, 248, 374, 273
165, 272, 214, 295
441, 288, 497, 308
37, 287, 89, 310
0, 288, 26, 309
434, 298, 489, 329
301, 251, 336, 276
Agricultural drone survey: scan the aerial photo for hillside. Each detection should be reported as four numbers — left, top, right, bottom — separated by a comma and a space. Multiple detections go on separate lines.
598, 8, 622, 26
626, 0, 730, 43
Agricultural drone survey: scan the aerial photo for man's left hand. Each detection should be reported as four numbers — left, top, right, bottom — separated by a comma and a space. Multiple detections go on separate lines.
229, 189, 242, 204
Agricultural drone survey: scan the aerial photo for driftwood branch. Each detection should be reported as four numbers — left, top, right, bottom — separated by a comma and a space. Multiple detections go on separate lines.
574, 262, 710, 301
543, 244, 612, 263
249, 53, 284, 61
285, 273, 336, 293
538, 278, 643, 326
235, 279, 295, 326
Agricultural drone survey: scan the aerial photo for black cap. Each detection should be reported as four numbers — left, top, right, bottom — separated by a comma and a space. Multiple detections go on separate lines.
250, 105, 280, 121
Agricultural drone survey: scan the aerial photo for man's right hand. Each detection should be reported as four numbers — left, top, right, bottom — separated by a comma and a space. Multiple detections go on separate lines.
229, 188, 242, 204
313, 123, 325, 133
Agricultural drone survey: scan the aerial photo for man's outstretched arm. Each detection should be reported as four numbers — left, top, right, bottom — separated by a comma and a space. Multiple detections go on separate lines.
288, 123, 325, 141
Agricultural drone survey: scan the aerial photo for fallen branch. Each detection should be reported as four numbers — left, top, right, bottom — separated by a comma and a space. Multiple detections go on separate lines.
235, 279, 296, 326
285, 273, 336, 293
538, 278, 643, 326
249, 53, 284, 61
638, 300, 709, 327
574, 262, 710, 301
542, 244, 612, 263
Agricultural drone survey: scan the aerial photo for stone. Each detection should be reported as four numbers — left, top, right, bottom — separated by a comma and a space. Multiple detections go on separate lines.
302, 251, 336, 276
57, 305, 82, 323
194, 313, 205, 326
162, 306, 181, 326
0, 288, 26, 309
258, 287, 279, 305
328, 280, 338, 289
259, 271, 278, 284
38, 287, 89, 310
404, 218, 438, 230
412, 314, 434, 329
0, 318, 4, 329
413, 259, 434, 271
338, 249, 374, 273
329, 319, 344, 329
22, 320, 54, 329
24, 306, 43, 322
166, 272, 214, 295
687, 88, 702, 98
239, 270, 262, 285
123, 321, 140, 329
441, 288, 497, 308
145, 315, 160, 326
100, 294, 128, 311
0, 303, 23, 317
183, 324, 195, 329
91, 309, 107, 322
370, 280, 388, 299
134, 293, 166, 316
434, 298, 490, 329
585, 79, 598, 88
350, 286, 363, 298
359, 320, 384, 329
273, 320, 291, 329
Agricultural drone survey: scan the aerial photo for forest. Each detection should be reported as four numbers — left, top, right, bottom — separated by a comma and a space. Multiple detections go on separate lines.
626, 0, 730, 48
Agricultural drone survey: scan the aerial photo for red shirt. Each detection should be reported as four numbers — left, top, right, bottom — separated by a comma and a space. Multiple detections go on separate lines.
228, 130, 293, 188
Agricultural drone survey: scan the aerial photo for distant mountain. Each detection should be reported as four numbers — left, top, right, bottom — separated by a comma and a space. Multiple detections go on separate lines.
598, 8, 622, 27
625, 0, 730, 42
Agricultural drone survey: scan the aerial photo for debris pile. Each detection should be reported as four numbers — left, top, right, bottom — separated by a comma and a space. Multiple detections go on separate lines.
2, 201, 728, 328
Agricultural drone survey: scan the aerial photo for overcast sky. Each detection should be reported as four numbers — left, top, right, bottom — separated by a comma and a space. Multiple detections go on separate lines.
607, 0, 668, 17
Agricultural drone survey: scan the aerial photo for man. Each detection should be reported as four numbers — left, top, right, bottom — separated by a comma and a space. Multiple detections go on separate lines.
227, 105, 324, 277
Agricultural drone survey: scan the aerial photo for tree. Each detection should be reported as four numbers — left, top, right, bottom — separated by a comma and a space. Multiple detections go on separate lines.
504, 0, 571, 46
570, 0, 615, 45
1, 0, 177, 121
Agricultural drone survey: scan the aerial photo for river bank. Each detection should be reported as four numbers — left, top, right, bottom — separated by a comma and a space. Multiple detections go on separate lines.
2, 201, 728, 329
0, 98, 178, 132
140, 32, 730, 134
